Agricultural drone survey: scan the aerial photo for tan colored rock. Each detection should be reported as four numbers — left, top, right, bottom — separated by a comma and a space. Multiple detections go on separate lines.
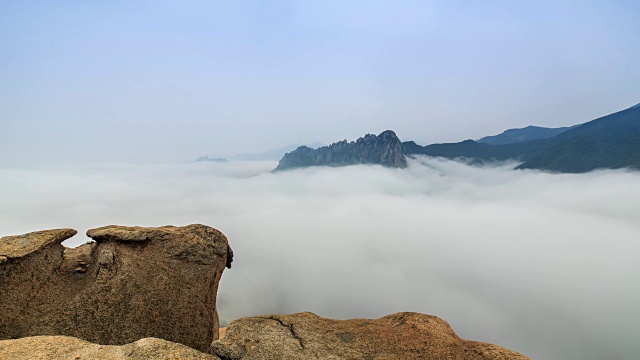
212, 312, 529, 360
0, 229, 77, 338
0, 228, 77, 259
0, 335, 219, 359
0, 224, 233, 353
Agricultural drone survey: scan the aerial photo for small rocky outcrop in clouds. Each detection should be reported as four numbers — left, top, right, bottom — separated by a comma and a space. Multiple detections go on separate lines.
275, 130, 407, 171
196, 155, 229, 163
0, 336, 219, 360
211, 312, 530, 360
0, 224, 233, 353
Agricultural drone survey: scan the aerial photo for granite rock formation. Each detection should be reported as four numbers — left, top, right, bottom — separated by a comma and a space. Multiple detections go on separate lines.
211, 312, 529, 360
0, 336, 219, 360
0, 224, 233, 353
275, 130, 407, 171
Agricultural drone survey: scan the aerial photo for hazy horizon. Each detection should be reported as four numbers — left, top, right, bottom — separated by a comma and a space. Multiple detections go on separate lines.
2, 1, 640, 166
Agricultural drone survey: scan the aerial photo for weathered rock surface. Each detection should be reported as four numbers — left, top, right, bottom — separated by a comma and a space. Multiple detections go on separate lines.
0, 335, 219, 360
211, 312, 529, 360
0, 228, 77, 259
275, 130, 408, 171
0, 224, 233, 353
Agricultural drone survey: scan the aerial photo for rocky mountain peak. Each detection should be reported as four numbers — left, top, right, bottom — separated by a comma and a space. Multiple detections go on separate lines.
274, 130, 407, 171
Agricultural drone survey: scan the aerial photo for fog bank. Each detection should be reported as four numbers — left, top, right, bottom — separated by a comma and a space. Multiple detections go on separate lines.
1, 158, 639, 360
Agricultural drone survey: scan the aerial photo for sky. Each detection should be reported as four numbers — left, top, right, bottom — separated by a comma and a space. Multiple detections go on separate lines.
1, 0, 640, 165
1, 159, 639, 360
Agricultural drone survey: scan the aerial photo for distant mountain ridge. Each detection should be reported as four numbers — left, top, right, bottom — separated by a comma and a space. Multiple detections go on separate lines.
275, 103, 640, 173
231, 142, 324, 161
478, 125, 577, 145
516, 106, 640, 172
401, 138, 548, 164
275, 130, 407, 171
403, 104, 640, 172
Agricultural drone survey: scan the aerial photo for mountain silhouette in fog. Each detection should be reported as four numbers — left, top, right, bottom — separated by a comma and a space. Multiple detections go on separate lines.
275, 130, 407, 171
278, 103, 640, 173
477, 125, 577, 145
232, 142, 324, 161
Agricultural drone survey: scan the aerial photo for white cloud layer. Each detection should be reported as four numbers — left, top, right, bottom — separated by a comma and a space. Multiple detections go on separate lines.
1, 158, 639, 359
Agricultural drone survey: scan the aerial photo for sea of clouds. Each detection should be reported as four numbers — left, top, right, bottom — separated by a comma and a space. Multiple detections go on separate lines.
1, 157, 639, 360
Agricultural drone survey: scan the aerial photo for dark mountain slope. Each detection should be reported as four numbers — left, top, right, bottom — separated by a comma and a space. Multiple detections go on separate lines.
404, 105, 640, 173
402, 138, 547, 163
478, 125, 577, 145
517, 106, 640, 172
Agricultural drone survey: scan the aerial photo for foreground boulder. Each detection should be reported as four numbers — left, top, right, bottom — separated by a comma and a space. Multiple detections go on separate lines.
211, 312, 529, 360
0, 224, 233, 353
0, 335, 218, 360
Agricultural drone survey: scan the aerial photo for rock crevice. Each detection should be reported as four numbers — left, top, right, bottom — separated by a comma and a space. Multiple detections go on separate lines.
264, 316, 305, 350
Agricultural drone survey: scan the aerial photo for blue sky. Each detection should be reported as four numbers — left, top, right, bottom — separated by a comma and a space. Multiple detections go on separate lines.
1, 1, 639, 164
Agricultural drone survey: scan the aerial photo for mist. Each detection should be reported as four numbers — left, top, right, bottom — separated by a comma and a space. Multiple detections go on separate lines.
1, 158, 639, 360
